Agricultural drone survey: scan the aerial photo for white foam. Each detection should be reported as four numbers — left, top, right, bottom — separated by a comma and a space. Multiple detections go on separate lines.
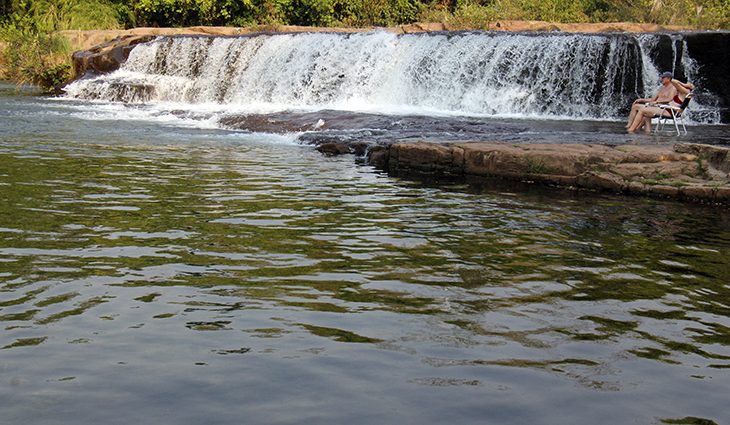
63, 31, 722, 125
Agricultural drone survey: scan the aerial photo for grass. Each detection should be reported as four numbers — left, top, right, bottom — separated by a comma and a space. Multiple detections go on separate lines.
1, 0, 120, 90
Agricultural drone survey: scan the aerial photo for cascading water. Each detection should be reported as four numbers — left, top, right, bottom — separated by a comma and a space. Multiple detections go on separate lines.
635, 33, 720, 123
65, 32, 649, 117
63, 30, 726, 141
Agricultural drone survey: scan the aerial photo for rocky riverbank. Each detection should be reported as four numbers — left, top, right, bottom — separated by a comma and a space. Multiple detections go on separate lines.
317, 140, 730, 205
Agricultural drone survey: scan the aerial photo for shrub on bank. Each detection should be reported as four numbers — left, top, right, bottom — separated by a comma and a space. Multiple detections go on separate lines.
419, 0, 728, 30
60, 0, 730, 29
0, 0, 119, 90
129, 0, 422, 27
0, 11, 71, 89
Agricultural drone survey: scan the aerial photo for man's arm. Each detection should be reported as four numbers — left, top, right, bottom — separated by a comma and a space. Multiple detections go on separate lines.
672, 79, 694, 95
634, 94, 655, 104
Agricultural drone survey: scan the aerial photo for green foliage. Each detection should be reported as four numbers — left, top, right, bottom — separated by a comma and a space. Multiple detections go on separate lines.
21, 0, 120, 31
112, 2, 137, 28
36, 62, 70, 88
133, 0, 258, 27
4, 0, 728, 34
131, 0, 387, 33
283, 0, 337, 26
246, 0, 422, 27
645, 0, 730, 30
253, 0, 288, 25
1, 0, 119, 90
583, 0, 641, 22
579, 0, 730, 28
133, 0, 197, 26
1, 6, 70, 88
508, 0, 589, 22
371, 0, 422, 25
418, 0, 729, 29
417, 2, 451, 23
1, 0, 13, 19
452, 2, 499, 29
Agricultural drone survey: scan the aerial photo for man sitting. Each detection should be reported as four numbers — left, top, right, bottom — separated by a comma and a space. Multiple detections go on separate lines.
626, 71, 677, 134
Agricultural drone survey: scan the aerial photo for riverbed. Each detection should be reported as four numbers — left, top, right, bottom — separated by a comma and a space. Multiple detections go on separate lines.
1, 86, 729, 425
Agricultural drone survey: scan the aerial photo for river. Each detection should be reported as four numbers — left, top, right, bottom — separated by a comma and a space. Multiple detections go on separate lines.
1, 81, 730, 425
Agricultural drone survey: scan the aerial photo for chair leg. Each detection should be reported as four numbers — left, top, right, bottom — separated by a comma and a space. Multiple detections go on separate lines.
652, 110, 686, 136
671, 111, 680, 136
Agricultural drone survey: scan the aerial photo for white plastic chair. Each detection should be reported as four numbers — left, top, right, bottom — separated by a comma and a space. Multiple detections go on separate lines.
653, 92, 693, 136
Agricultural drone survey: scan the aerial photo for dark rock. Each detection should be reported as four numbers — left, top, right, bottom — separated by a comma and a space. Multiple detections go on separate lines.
674, 143, 730, 173
626, 181, 645, 195
389, 143, 462, 176
650, 185, 680, 198
309, 140, 375, 158
575, 172, 625, 192
72, 35, 155, 78
680, 186, 714, 200
218, 114, 316, 133
715, 187, 730, 201
351, 142, 369, 157
684, 32, 730, 123
316, 142, 351, 156
645, 35, 685, 81
220, 110, 337, 134
366, 145, 389, 169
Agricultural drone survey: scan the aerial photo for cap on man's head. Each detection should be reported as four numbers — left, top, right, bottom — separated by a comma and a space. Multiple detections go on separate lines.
660, 71, 673, 79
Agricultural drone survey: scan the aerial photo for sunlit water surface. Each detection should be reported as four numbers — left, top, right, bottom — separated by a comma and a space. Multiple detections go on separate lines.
1, 87, 730, 425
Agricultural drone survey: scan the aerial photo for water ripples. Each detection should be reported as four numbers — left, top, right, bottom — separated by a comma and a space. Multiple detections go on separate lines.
1, 135, 729, 423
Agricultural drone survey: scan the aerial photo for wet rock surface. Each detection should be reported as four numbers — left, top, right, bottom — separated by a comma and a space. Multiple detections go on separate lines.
685, 33, 730, 123
299, 135, 730, 204
379, 142, 730, 204
72, 35, 155, 78
316, 142, 352, 156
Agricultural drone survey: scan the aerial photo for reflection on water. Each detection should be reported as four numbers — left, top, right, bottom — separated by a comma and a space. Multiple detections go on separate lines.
1, 93, 730, 425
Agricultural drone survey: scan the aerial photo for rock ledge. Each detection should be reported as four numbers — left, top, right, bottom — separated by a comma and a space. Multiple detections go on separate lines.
377, 141, 730, 204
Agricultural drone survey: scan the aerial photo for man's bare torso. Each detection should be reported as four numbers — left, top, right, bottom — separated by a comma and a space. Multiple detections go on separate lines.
655, 83, 677, 103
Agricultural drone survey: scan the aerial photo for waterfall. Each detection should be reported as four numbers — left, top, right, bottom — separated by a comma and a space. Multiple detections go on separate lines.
64, 31, 721, 123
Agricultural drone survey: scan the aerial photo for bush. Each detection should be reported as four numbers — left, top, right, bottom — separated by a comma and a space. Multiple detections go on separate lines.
648, 0, 729, 30
451, 2, 498, 29
368, 0, 421, 26
37, 62, 71, 89
27, 0, 121, 30
417, 0, 729, 29
261, 0, 422, 27
0, 12, 71, 89
0, 0, 120, 90
133, 0, 259, 27
282, 0, 336, 26
486, 0, 588, 22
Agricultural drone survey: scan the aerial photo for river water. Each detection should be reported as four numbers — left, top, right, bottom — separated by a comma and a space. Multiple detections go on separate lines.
1, 84, 730, 425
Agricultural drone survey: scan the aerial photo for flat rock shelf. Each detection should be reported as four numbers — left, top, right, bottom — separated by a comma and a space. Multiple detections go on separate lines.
334, 141, 730, 205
